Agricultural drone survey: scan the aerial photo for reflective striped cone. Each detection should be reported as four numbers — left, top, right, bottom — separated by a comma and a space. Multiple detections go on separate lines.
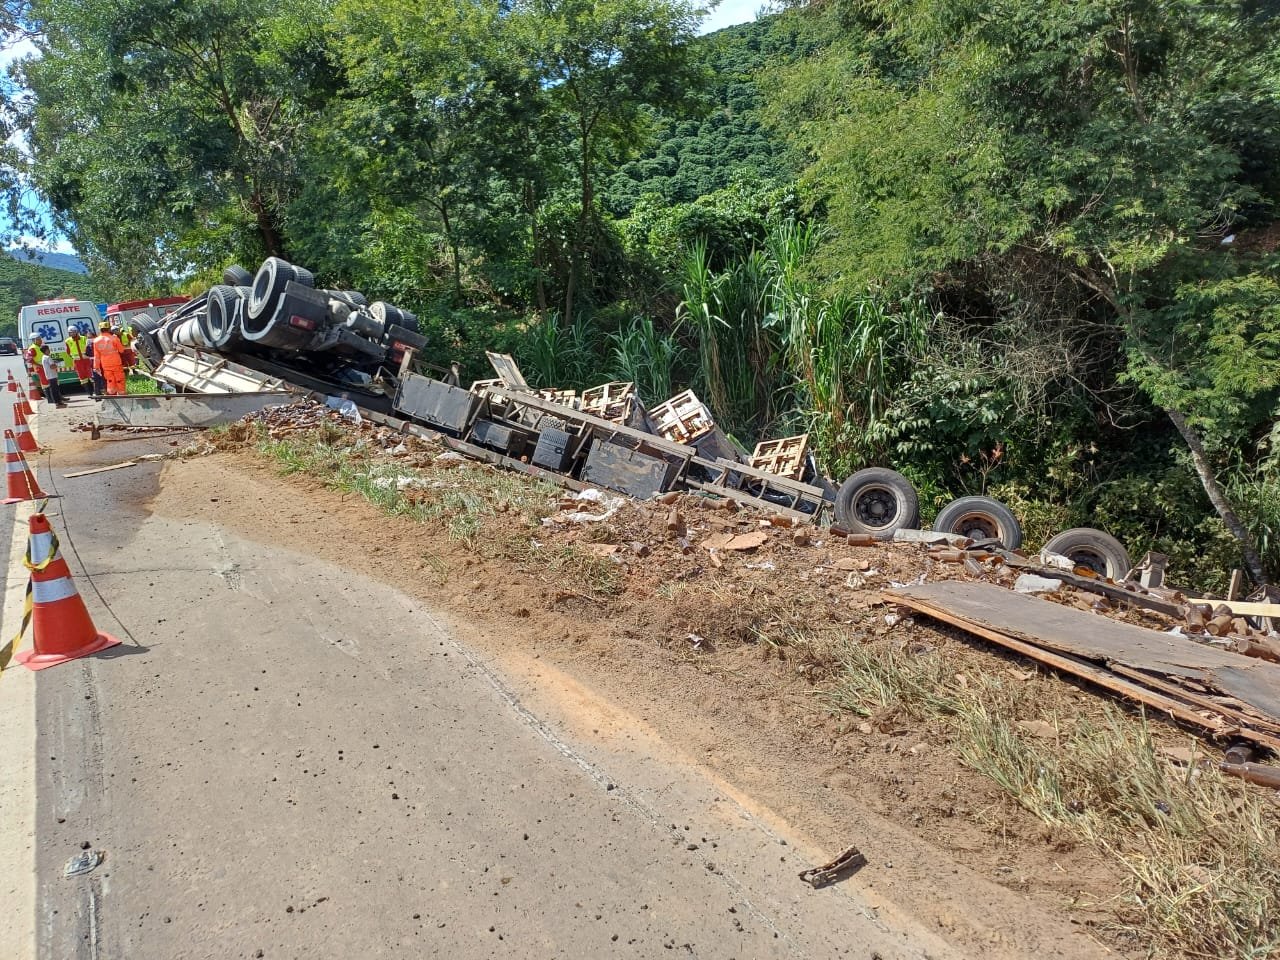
28, 374, 42, 401
6, 371, 16, 393
14, 513, 120, 670
3, 429, 47, 504
19, 393, 33, 416
12, 402, 37, 453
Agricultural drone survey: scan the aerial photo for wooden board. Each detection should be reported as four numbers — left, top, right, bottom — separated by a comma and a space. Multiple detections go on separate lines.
1184, 598, 1280, 618
886, 581, 1280, 747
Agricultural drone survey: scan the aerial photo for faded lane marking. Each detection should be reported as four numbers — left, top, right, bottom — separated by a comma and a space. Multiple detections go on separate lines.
0, 497, 38, 960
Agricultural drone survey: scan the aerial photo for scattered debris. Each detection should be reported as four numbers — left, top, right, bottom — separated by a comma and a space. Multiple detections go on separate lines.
1014, 574, 1063, 595
798, 844, 868, 888
64, 849, 105, 878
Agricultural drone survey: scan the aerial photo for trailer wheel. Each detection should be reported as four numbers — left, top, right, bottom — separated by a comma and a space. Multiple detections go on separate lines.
1042, 527, 1131, 579
834, 468, 919, 539
932, 495, 1023, 549
222, 264, 252, 286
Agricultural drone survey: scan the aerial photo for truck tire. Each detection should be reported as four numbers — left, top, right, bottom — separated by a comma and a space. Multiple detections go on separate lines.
932, 495, 1023, 549
222, 264, 252, 286
370, 302, 416, 328
248, 257, 316, 320
833, 468, 919, 539
1042, 527, 1131, 579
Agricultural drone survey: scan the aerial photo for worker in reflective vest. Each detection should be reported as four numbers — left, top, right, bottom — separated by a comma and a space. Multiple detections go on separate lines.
117, 323, 137, 374
92, 322, 127, 396
64, 328, 92, 387
29, 337, 48, 386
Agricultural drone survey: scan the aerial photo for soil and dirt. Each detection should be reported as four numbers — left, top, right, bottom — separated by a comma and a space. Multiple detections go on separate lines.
128, 400, 1278, 958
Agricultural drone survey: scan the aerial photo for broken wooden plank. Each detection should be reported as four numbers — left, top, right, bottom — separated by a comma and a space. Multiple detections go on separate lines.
63, 461, 137, 479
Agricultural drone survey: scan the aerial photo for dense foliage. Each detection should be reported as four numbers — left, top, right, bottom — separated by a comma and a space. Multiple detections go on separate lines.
9, 0, 1280, 590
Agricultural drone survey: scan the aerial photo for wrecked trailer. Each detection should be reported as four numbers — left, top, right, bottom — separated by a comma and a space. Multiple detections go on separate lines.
133, 256, 1132, 567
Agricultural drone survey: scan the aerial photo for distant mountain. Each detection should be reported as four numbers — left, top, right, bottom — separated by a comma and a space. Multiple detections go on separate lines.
0, 256, 102, 339
7, 247, 88, 275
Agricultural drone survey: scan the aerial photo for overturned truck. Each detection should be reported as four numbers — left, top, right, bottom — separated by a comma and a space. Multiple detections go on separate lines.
134, 257, 1135, 578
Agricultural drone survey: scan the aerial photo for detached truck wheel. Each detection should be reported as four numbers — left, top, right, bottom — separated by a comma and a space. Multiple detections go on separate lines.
833, 468, 920, 540
1042, 527, 1131, 579
932, 495, 1023, 549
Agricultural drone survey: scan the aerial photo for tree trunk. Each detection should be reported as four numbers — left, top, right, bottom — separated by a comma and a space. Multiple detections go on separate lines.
1165, 406, 1270, 586
439, 201, 462, 303
249, 189, 284, 258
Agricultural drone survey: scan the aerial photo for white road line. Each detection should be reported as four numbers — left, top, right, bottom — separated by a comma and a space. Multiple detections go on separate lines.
0, 497, 38, 960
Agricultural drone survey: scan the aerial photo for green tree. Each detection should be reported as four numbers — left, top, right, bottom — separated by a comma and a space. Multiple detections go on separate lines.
19, 0, 338, 281
770, 0, 1280, 583
509, 0, 706, 321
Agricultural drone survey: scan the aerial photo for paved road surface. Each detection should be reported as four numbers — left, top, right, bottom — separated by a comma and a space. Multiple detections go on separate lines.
0, 376, 960, 959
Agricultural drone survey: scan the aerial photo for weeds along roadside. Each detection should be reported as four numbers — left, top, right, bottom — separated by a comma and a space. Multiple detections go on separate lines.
830, 636, 1280, 960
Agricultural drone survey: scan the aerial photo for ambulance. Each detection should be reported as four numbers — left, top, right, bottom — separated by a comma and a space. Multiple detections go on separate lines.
17, 298, 102, 388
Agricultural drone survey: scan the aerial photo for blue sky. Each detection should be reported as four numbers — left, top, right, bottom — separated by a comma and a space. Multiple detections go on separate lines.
0, 0, 764, 256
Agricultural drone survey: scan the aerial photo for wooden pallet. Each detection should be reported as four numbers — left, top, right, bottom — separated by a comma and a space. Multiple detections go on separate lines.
750, 434, 809, 480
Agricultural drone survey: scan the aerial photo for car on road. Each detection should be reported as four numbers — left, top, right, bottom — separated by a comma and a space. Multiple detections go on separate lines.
0, 338, 17, 355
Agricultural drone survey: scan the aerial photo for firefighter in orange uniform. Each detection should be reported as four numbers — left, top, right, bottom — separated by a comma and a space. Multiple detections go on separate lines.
92, 321, 127, 396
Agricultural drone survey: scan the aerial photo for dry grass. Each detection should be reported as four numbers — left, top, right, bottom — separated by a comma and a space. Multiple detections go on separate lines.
829, 637, 1280, 959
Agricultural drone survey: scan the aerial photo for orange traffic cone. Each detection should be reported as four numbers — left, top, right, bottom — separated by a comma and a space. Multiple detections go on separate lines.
19, 393, 33, 416
3, 429, 47, 504
12, 402, 37, 453
13, 513, 120, 670
6, 371, 16, 393
28, 373, 42, 402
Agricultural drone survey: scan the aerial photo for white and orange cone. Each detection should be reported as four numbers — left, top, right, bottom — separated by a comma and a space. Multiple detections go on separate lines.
13, 512, 120, 670
3, 429, 47, 504
12, 402, 37, 453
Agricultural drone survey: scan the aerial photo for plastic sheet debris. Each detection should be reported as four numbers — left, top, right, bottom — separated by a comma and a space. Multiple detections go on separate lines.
325, 396, 362, 423
1014, 573, 1063, 595
542, 494, 626, 525
64, 849, 104, 878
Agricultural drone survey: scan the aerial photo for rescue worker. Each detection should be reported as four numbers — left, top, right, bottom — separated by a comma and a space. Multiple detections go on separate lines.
92, 321, 127, 397
39, 342, 66, 407
64, 325, 92, 389
118, 322, 137, 375
30, 336, 48, 390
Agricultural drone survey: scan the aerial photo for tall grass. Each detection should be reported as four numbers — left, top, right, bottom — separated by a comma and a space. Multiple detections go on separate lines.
607, 315, 684, 406
676, 221, 927, 465
677, 237, 785, 439
519, 313, 601, 389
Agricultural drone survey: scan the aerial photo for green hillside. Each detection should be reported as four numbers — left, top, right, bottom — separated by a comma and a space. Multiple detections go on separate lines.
0, 255, 101, 339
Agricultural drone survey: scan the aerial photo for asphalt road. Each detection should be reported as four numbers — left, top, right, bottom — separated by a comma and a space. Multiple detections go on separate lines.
0, 380, 960, 960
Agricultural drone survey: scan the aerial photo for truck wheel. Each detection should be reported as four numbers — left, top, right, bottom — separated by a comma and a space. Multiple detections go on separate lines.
247, 257, 316, 320
1042, 527, 1131, 579
833, 468, 919, 539
222, 264, 252, 286
932, 495, 1023, 549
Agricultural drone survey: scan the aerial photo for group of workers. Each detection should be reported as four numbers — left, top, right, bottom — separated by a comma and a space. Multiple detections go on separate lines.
25, 320, 137, 405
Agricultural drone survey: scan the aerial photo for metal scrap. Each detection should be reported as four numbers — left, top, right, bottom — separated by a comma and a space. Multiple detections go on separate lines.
799, 844, 867, 888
